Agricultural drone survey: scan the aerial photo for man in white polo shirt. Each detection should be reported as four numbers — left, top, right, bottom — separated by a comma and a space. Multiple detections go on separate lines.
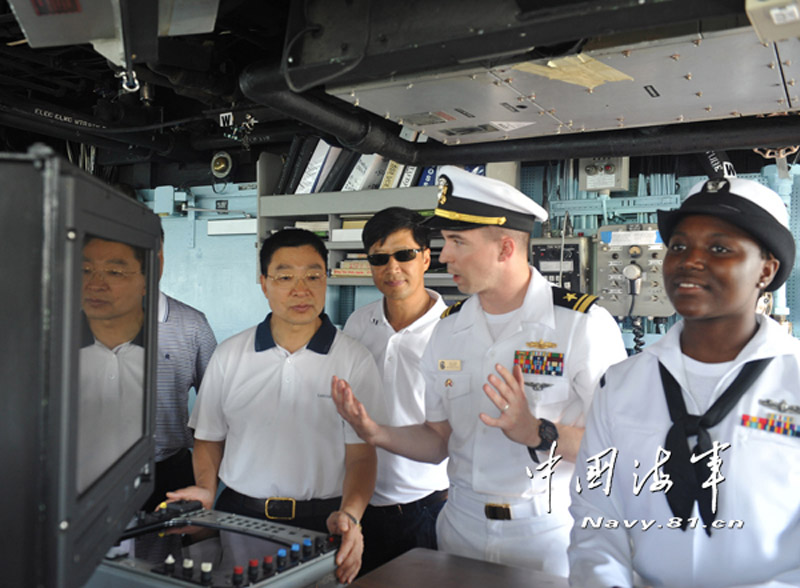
79, 235, 148, 495
168, 228, 386, 584
343, 207, 449, 574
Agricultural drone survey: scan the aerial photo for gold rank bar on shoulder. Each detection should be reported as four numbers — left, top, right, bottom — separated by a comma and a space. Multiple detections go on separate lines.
564, 292, 597, 313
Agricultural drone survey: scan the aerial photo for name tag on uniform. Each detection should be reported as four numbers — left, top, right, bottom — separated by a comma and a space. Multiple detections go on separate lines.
438, 359, 461, 371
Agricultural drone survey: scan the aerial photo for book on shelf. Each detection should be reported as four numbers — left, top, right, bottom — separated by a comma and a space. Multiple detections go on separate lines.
341, 218, 368, 229
338, 259, 371, 269
341, 153, 388, 191
398, 134, 429, 188
330, 228, 364, 241
331, 267, 373, 277
294, 220, 329, 233
285, 136, 320, 194
345, 252, 368, 259
380, 127, 418, 189
319, 149, 360, 192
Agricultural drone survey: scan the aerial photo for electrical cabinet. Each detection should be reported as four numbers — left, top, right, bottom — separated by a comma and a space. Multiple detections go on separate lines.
595, 223, 675, 318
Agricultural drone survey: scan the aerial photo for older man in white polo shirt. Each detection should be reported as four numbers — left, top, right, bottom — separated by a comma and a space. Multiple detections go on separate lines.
168, 228, 386, 584
332, 166, 626, 576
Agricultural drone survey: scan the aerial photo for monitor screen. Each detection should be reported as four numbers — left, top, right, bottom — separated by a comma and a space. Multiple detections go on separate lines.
0, 147, 160, 588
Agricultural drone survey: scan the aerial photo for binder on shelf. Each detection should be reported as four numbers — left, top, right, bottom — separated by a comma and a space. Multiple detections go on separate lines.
380, 127, 418, 189
398, 134, 429, 188
380, 160, 404, 189
319, 149, 360, 193
417, 165, 437, 186
341, 153, 388, 191
315, 145, 343, 192
285, 136, 320, 194
274, 134, 305, 194
295, 139, 342, 194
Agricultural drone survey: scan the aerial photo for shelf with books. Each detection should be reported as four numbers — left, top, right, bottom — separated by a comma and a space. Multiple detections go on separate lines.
257, 186, 456, 291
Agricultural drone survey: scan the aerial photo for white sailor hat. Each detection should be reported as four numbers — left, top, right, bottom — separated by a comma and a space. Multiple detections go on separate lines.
657, 177, 796, 291
424, 165, 548, 233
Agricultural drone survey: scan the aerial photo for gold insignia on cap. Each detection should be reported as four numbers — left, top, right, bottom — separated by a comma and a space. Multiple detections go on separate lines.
564, 293, 578, 302
526, 339, 557, 350
437, 177, 449, 205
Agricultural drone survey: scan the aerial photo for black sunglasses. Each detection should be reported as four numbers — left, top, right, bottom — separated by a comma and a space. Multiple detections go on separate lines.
367, 248, 423, 266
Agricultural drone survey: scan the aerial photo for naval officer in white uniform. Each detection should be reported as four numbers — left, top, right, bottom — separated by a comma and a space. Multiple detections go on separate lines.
332, 166, 626, 575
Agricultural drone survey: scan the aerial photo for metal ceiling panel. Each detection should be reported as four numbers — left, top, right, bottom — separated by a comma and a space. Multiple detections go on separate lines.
329, 26, 800, 146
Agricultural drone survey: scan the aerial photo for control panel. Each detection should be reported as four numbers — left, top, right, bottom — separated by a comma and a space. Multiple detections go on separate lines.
595, 224, 675, 318
531, 237, 590, 293
84, 507, 339, 588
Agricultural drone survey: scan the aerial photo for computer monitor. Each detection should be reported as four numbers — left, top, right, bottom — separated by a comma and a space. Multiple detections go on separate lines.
0, 146, 160, 588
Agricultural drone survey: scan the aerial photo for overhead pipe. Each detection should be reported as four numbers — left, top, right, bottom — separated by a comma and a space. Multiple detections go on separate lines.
241, 62, 800, 164
0, 112, 153, 159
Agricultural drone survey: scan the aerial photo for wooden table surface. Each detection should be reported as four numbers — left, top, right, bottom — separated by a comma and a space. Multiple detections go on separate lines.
353, 548, 570, 588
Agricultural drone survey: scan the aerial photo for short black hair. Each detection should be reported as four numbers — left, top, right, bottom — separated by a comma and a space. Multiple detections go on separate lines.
83, 235, 146, 274
259, 228, 328, 276
362, 207, 430, 252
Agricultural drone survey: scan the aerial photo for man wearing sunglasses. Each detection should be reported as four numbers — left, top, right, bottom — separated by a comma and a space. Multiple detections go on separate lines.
168, 229, 387, 584
342, 207, 449, 575
332, 167, 626, 576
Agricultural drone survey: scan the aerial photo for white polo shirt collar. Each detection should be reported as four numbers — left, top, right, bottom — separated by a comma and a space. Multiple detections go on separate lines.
80, 311, 145, 349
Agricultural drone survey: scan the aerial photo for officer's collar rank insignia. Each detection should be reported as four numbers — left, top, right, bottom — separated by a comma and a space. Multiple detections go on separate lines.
526, 339, 557, 350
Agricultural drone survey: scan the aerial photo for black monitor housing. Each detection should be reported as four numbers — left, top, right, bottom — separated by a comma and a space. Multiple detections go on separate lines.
0, 146, 160, 588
